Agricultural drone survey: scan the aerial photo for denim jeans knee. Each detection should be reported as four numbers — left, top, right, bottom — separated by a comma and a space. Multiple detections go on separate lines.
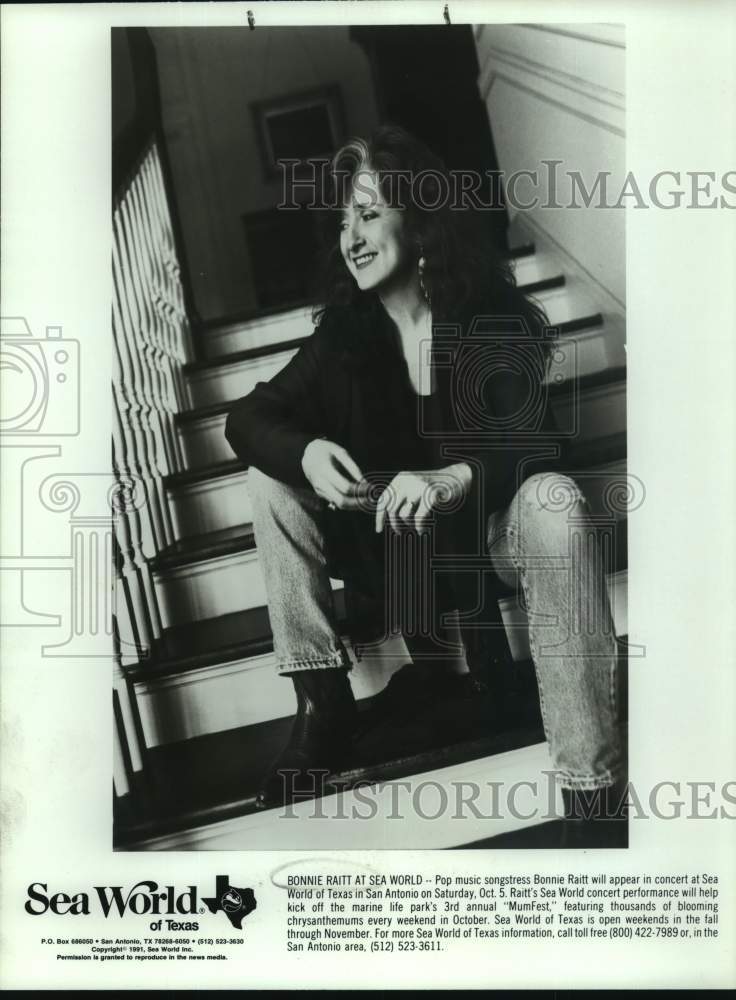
486, 470, 623, 790
247, 466, 351, 674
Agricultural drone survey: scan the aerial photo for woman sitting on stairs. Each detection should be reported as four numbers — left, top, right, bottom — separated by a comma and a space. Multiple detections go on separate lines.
225, 125, 625, 843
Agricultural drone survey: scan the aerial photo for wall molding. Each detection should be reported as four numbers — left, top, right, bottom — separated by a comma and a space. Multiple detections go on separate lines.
524, 23, 625, 50
481, 41, 624, 109
476, 23, 625, 50
480, 55, 625, 138
493, 71, 624, 139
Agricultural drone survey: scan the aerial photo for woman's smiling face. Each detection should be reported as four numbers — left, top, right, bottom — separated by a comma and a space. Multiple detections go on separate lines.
339, 169, 412, 294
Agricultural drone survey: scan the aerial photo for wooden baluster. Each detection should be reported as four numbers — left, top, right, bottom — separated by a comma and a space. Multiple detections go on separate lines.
113, 263, 169, 560
128, 174, 180, 460
112, 509, 154, 665
112, 286, 166, 561
111, 401, 163, 648
113, 617, 146, 791
137, 157, 188, 413
111, 140, 200, 688
142, 148, 189, 361
118, 197, 178, 488
111, 136, 205, 808
148, 148, 193, 355
113, 211, 175, 548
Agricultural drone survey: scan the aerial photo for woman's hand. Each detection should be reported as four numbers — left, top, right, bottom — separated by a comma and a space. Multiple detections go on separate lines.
301, 438, 365, 510
376, 462, 473, 533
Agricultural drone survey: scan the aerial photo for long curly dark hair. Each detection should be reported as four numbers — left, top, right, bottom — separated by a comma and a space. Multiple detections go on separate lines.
313, 124, 550, 363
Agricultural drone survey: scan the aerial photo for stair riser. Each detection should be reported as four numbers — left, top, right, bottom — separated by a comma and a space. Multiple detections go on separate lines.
138, 572, 627, 747
532, 284, 599, 326
169, 470, 252, 538
203, 306, 313, 361
552, 380, 626, 444
187, 320, 623, 410
549, 323, 625, 385
180, 414, 231, 469
137, 634, 413, 748
188, 347, 297, 409
179, 377, 627, 472
154, 548, 279, 626
512, 253, 562, 287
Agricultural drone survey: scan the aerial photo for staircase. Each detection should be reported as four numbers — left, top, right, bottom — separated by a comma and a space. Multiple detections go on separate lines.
113, 183, 630, 849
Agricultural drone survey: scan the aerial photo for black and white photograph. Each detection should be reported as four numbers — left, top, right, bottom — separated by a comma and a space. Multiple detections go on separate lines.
111, 21, 630, 851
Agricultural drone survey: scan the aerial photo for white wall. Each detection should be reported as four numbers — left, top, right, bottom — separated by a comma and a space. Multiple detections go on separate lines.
149, 27, 380, 320
475, 24, 626, 311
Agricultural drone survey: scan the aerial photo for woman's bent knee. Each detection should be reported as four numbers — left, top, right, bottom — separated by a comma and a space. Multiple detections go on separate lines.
249, 466, 304, 504
515, 472, 586, 519
248, 466, 323, 523
248, 466, 276, 497
509, 473, 589, 551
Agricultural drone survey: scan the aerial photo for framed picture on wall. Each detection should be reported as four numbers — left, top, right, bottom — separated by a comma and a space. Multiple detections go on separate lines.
251, 83, 346, 178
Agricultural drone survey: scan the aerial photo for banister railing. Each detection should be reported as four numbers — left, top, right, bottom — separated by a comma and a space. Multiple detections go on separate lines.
112, 139, 193, 705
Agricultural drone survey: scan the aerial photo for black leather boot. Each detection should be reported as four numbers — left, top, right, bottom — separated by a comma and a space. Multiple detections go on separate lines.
560, 783, 628, 848
355, 661, 471, 736
255, 668, 357, 810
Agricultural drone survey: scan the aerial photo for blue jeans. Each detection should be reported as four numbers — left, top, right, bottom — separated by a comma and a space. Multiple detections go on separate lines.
248, 467, 623, 790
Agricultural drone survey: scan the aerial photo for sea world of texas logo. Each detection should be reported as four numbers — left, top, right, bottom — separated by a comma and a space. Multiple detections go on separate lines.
202, 876, 257, 930
25, 875, 257, 932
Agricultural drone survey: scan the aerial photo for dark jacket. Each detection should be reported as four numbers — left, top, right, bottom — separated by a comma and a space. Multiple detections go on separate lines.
225, 292, 564, 684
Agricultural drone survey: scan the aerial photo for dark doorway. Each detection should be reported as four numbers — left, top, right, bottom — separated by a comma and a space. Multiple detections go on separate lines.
350, 24, 509, 250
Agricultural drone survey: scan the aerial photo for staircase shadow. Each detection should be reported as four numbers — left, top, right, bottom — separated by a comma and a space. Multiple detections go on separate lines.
114, 668, 545, 849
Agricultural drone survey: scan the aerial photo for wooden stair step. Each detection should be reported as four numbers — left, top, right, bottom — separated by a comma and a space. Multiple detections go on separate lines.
152, 474, 628, 582
155, 422, 630, 628
176, 398, 234, 427
116, 633, 628, 851
507, 241, 535, 259
150, 522, 255, 574
195, 246, 537, 363
512, 252, 564, 287
195, 245, 532, 340
515, 273, 566, 297
136, 605, 275, 682
183, 336, 307, 376
164, 457, 247, 492
166, 431, 626, 499
132, 520, 627, 687
150, 474, 627, 601
176, 367, 626, 474
157, 432, 628, 574
134, 533, 628, 747
550, 362, 625, 396
176, 317, 613, 429
114, 677, 546, 848
186, 273, 564, 379
186, 308, 616, 411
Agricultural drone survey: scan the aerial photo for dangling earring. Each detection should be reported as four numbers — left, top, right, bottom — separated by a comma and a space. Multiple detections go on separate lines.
417, 244, 430, 304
